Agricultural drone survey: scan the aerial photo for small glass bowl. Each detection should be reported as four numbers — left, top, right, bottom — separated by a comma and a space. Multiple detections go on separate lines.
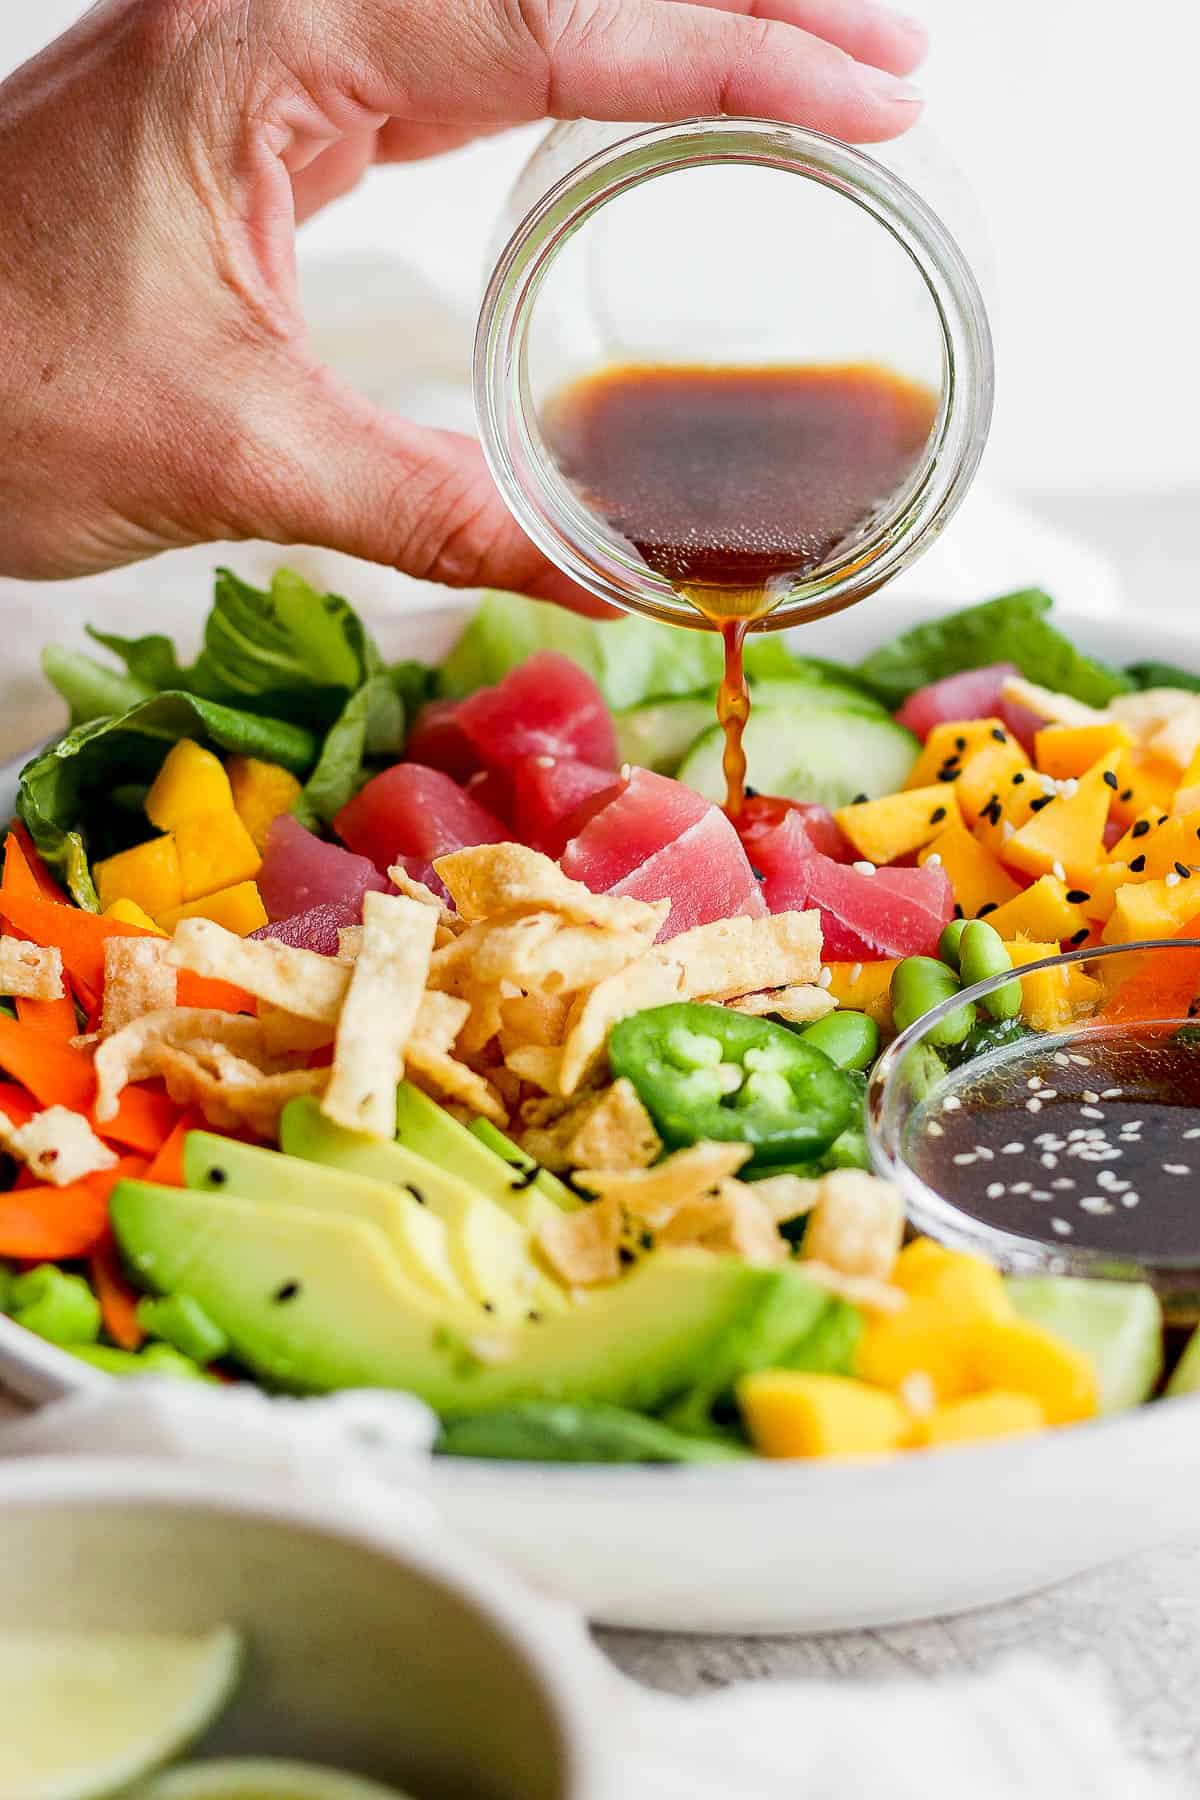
867, 939, 1200, 1320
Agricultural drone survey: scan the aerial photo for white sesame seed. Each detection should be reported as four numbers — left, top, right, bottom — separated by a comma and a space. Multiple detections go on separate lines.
1038, 774, 1058, 796
1163, 1164, 1191, 1176
952, 1152, 977, 1166
1185, 1128, 1200, 1140
1101, 1089, 1123, 1100
942, 1095, 962, 1112
1079, 1106, 1105, 1121
1166, 871, 1182, 888
1026, 1097, 1043, 1113
1027, 1076, 1044, 1090
1051, 1178, 1076, 1191
1122, 1193, 1141, 1208
1080, 1197, 1114, 1215
1001, 1141, 1025, 1155
1122, 1120, 1144, 1132
1040, 1153, 1058, 1170
1053, 1053, 1071, 1068
975, 1146, 995, 1161
986, 1182, 1006, 1199
926, 1119, 944, 1138
1069, 1054, 1092, 1067
925, 853, 942, 868
1082, 1091, 1100, 1104
1038, 1089, 1059, 1101
1052, 860, 1067, 883
1011, 1181, 1033, 1195
852, 860, 877, 876
1060, 778, 1079, 799
1097, 1171, 1121, 1189
534, 754, 556, 768
817, 967, 832, 989
849, 962, 863, 984
619, 763, 632, 782
1051, 1217, 1073, 1235
1031, 1189, 1052, 1200
1067, 1128, 1089, 1141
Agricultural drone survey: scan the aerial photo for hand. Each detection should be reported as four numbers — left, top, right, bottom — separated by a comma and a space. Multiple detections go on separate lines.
0, 0, 924, 602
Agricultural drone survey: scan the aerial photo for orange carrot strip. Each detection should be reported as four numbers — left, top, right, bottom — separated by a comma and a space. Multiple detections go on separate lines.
90, 1227, 146, 1348
1100, 913, 1200, 1025
102, 1085, 180, 1155
0, 1082, 37, 1127
0, 888, 158, 996
176, 972, 256, 1015
0, 1156, 144, 1261
16, 994, 80, 1041
0, 1016, 93, 1110
144, 1108, 204, 1186
5, 824, 67, 902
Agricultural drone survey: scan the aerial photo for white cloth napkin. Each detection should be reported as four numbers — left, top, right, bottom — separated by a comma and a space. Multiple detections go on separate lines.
0, 1380, 1177, 1800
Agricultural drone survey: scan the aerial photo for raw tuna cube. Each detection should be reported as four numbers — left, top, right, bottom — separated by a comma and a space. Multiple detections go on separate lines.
456, 652, 618, 771
334, 764, 508, 873
511, 755, 620, 855
258, 815, 387, 922
896, 663, 1020, 743
249, 900, 360, 955
404, 698, 481, 784
612, 807, 767, 937
737, 794, 855, 865
997, 695, 1046, 756
561, 768, 710, 890
755, 813, 952, 958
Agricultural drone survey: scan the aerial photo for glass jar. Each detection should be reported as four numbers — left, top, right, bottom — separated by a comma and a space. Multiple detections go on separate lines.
475, 117, 994, 631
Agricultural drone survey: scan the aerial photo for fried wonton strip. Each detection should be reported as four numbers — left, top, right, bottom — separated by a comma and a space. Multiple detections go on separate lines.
563, 1078, 661, 1173
800, 1260, 907, 1314
433, 844, 668, 938
405, 1047, 508, 1125
504, 1045, 564, 1094
0, 1104, 117, 1187
336, 927, 363, 964
655, 1179, 787, 1266
101, 938, 176, 1037
257, 1005, 335, 1056
410, 989, 470, 1057
1001, 676, 1103, 730
573, 1141, 751, 1227
801, 1170, 905, 1282
93, 1008, 284, 1122
744, 1172, 821, 1225
155, 1045, 327, 1138
0, 937, 65, 1002
656, 911, 822, 1002
725, 984, 835, 1025
535, 1192, 623, 1287
168, 918, 349, 1023
498, 991, 572, 1051
557, 955, 686, 1095
386, 864, 464, 935
322, 893, 437, 1139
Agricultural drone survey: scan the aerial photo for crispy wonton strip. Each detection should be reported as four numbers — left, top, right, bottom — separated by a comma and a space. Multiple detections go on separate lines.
563, 1077, 661, 1172
573, 1141, 751, 1227
93, 1008, 284, 1122
322, 893, 437, 1139
535, 1192, 623, 1287
434, 844, 668, 938
557, 955, 686, 1096
655, 911, 822, 1002
101, 938, 176, 1037
0, 1105, 117, 1187
654, 1178, 786, 1265
155, 1045, 327, 1138
386, 864, 464, 935
801, 1169, 905, 1282
0, 936, 64, 1002
167, 918, 349, 1023
725, 984, 835, 1025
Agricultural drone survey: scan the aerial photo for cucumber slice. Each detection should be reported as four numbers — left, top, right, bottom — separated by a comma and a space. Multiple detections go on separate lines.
1007, 1277, 1163, 1413
677, 706, 918, 807
1, 1625, 241, 1800
130, 1761, 414, 1800
617, 682, 886, 776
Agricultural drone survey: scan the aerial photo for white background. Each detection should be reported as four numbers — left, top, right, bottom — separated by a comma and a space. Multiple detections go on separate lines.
1, 0, 1196, 496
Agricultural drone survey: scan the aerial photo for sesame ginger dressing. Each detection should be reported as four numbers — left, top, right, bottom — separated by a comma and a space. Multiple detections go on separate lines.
544, 362, 938, 815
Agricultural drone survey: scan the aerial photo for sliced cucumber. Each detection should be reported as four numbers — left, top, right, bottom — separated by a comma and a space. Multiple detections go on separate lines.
677, 706, 918, 807
750, 679, 886, 716
129, 1761, 414, 1800
617, 681, 886, 776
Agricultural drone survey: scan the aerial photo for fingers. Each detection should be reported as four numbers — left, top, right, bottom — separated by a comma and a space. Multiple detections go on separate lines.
671, 0, 927, 79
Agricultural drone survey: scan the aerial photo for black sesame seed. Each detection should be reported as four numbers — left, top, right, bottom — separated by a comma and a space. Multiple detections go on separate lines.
929, 806, 948, 824
1120, 788, 1134, 802
482, 1300, 496, 1314
1065, 889, 1090, 905
273, 1280, 301, 1303
852, 792, 868, 805
1132, 820, 1151, 839
1103, 770, 1119, 791
527, 1310, 543, 1324
1160, 814, 1170, 825
618, 1246, 636, 1266
1069, 927, 1090, 947
1012, 772, 1026, 786
207, 1167, 227, 1186
750, 867, 765, 882
990, 727, 1008, 744
745, 785, 760, 799
1177, 862, 1193, 880
639, 1228, 656, 1251
982, 797, 1003, 825
510, 1164, 540, 1190
1030, 795, 1054, 813
953, 903, 964, 919
977, 902, 999, 918
404, 1183, 427, 1205
937, 768, 960, 783
955, 736, 968, 752
1130, 853, 1147, 872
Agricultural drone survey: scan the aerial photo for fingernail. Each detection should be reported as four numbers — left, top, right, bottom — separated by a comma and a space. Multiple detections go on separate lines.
859, 66, 923, 104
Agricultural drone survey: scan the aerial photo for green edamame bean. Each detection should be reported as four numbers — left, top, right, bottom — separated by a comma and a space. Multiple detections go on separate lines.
798, 1009, 881, 1071
890, 956, 976, 1047
137, 1293, 230, 1366
958, 920, 1022, 1021
10, 1265, 101, 1346
938, 918, 968, 969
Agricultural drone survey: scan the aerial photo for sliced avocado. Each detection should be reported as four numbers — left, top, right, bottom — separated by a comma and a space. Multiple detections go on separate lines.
395, 1082, 575, 1223
110, 1179, 776, 1414
183, 1131, 473, 1313
465, 1115, 577, 1211
279, 1098, 566, 1321
1006, 1276, 1163, 1413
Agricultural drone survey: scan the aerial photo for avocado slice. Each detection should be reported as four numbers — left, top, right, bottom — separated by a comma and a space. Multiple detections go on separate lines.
1006, 1276, 1163, 1413
394, 1082, 576, 1223
182, 1131, 474, 1313
279, 1099, 566, 1321
109, 1180, 778, 1413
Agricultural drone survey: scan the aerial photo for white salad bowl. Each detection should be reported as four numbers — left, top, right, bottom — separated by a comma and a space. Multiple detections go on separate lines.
3, 591, 1200, 1635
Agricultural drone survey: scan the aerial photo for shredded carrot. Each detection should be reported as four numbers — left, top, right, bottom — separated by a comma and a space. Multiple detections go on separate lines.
102, 1084, 180, 1155
176, 972, 256, 1015
144, 1108, 204, 1186
0, 1155, 145, 1261
0, 1016, 179, 1151
2, 827, 65, 904
0, 1082, 36, 1128
1100, 913, 1200, 1025
90, 1228, 146, 1348
0, 886, 158, 996
15, 994, 79, 1041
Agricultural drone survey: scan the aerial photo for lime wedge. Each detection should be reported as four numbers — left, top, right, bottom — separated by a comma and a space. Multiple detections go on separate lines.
0, 1626, 242, 1800
130, 1763, 414, 1800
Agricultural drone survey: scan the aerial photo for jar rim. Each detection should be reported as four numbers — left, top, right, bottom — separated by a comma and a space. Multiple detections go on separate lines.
474, 116, 994, 630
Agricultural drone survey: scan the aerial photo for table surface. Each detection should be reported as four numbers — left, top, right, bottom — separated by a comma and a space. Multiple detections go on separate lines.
596, 487, 1200, 1785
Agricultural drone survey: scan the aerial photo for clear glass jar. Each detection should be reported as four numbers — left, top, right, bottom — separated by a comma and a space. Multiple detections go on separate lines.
475, 117, 994, 631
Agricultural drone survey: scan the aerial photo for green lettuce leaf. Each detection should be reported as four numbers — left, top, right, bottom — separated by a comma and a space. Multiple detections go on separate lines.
856, 589, 1134, 710
1125, 661, 1200, 694
185, 568, 373, 725
435, 1402, 748, 1464
85, 627, 187, 692
17, 693, 317, 908
293, 673, 406, 829
41, 647, 156, 726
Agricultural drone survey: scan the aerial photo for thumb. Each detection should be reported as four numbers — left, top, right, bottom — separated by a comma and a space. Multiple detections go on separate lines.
234, 357, 614, 616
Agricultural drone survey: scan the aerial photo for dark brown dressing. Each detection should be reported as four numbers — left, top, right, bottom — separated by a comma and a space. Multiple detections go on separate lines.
544, 362, 938, 812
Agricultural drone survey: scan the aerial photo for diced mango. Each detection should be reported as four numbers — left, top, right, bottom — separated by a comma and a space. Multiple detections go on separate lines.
916, 1389, 1046, 1448
834, 786, 962, 866
1004, 750, 1122, 885
1034, 720, 1135, 780
856, 1300, 977, 1403
955, 736, 1032, 827
1109, 747, 1176, 828
94, 834, 183, 918
145, 739, 234, 831
974, 769, 1040, 858
969, 1317, 1098, 1425
1109, 808, 1169, 864
738, 1370, 911, 1460
158, 880, 268, 937
1006, 939, 1102, 1030
986, 876, 1089, 946
1172, 744, 1200, 817
1110, 809, 1200, 882
174, 811, 262, 903
102, 898, 167, 934
823, 961, 898, 1030
893, 1240, 1013, 1323
906, 720, 1014, 793
918, 824, 1020, 919
1102, 875, 1200, 946
228, 755, 303, 854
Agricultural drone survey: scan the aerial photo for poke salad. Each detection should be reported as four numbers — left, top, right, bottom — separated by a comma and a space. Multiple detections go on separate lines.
3, 571, 1200, 1465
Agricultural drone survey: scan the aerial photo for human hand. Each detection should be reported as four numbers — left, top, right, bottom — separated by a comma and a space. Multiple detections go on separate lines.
0, 0, 924, 602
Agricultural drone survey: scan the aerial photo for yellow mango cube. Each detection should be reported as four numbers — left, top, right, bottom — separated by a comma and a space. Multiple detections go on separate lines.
738, 1371, 911, 1460
1109, 808, 1168, 864
893, 1240, 1012, 1323
917, 1390, 1046, 1448
103, 898, 168, 934
1114, 809, 1200, 882
834, 786, 962, 866
918, 824, 1019, 919
955, 737, 1032, 826
823, 961, 898, 1030
968, 1318, 1098, 1425
94, 834, 183, 918
228, 755, 303, 854
1102, 876, 1200, 946
856, 1299, 978, 1403
1110, 748, 1176, 827
974, 770, 1040, 858
906, 720, 1015, 793
1034, 721, 1134, 780
1003, 751, 1122, 886
986, 876, 1089, 946
158, 880, 268, 937
174, 811, 262, 903
145, 739, 234, 831
1007, 939, 1102, 1030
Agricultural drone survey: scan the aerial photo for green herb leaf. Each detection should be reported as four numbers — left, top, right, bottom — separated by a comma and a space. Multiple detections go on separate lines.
85, 627, 187, 692
293, 673, 405, 829
435, 1402, 749, 1464
1125, 661, 1200, 694
186, 568, 374, 725
41, 647, 155, 726
857, 589, 1134, 709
